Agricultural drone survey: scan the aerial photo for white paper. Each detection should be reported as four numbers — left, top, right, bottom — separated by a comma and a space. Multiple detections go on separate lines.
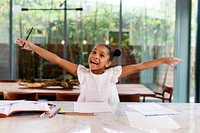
0, 100, 25, 106
126, 111, 180, 129
127, 103, 179, 116
74, 102, 113, 113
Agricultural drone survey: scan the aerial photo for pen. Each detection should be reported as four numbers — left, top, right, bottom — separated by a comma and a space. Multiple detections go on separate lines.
49, 108, 61, 118
49, 104, 56, 110
22, 27, 34, 48
48, 103, 56, 107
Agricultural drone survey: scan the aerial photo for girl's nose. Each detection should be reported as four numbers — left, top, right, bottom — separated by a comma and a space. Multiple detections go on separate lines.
93, 54, 99, 59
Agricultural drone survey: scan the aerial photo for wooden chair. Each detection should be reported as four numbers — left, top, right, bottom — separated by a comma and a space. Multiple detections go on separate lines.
153, 86, 174, 103
56, 93, 79, 101
3, 92, 38, 101
0, 80, 19, 82
119, 93, 140, 102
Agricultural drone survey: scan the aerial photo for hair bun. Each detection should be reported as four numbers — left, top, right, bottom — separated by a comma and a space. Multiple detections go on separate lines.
113, 49, 121, 57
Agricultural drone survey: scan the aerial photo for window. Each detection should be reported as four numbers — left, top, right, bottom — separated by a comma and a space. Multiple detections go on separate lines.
0, 0, 181, 92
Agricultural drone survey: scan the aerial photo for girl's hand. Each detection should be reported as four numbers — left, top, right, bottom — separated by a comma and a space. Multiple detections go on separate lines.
163, 57, 183, 67
16, 38, 33, 51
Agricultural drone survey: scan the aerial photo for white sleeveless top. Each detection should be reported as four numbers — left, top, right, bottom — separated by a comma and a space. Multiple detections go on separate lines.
77, 65, 122, 103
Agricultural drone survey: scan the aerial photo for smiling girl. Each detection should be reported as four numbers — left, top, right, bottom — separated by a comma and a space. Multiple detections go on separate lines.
16, 38, 182, 103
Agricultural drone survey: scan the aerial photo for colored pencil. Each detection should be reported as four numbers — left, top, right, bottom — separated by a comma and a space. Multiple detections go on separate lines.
49, 108, 61, 118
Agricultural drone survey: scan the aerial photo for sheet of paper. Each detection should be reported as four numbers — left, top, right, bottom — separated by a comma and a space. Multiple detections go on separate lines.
127, 103, 179, 116
74, 102, 113, 113
126, 111, 180, 129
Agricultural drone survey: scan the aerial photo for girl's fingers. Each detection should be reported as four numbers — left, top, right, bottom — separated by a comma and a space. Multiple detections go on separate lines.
16, 38, 32, 50
164, 57, 182, 66
174, 58, 183, 62
16, 38, 25, 46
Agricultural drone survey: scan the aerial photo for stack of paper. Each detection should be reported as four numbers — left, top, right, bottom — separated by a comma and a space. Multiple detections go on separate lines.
127, 103, 179, 116
125, 112, 180, 129
125, 103, 180, 129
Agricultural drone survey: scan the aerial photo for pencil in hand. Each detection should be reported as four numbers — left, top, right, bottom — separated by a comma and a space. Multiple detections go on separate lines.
22, 27, 34, 48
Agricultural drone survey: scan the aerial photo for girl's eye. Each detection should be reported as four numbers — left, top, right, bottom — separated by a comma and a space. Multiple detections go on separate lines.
92, 51, 96, 54
100, 54, 105, 57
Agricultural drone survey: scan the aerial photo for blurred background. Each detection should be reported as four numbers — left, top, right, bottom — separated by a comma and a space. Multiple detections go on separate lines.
0, 0, 197, 102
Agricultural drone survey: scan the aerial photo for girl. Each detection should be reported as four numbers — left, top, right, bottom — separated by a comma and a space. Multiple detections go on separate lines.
16, 38, 182, 103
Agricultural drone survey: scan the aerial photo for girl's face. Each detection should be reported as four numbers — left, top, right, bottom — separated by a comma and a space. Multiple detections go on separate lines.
88, 44, 112, 74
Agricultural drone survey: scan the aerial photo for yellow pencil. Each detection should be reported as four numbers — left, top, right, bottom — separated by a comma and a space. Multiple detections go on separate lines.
59, 105, 65, 112
58, 112, 95, 116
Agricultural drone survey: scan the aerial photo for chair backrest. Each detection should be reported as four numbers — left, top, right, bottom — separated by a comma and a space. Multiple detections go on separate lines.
56, 93, 79, 101
3, 92, 38, 101
162, 86, 173, 102
119, 93, 140, 102
0, 80, 19, 82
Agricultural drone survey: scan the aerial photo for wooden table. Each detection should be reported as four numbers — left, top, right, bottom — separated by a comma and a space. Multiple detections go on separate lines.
0, 101, 199, 133
0, 82, 155, 101
0, 82, 80, 100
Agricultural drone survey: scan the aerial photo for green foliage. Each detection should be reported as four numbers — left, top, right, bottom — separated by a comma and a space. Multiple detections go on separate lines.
63, 74, 74, 82
130, 49, 141, 57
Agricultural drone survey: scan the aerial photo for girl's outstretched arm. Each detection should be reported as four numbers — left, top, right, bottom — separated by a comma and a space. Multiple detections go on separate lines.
120, 57, 182, 78
16, 38, 78, 76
